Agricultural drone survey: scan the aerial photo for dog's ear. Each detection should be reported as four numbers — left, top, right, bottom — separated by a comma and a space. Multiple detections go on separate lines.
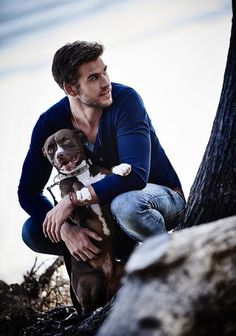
42, 138, 49, 158
42, 145, 47, 157
74, 129, 87, 144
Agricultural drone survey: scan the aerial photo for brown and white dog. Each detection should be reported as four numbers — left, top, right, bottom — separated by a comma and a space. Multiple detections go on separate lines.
43, 128, 131, 314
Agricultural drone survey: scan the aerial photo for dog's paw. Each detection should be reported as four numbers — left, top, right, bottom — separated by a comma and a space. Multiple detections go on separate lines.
76, 187, 92, 202
112, 163, 132, 176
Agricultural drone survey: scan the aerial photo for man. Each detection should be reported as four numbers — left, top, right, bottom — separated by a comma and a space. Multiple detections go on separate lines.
18, 41, 185, 262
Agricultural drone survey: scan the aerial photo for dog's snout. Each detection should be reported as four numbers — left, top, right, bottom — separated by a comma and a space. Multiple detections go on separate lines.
55, 146, 64, 158
54, 146, 66, 166
56, 151, 64, 159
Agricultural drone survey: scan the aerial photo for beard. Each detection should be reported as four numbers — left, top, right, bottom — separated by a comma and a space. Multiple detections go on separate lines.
82, 98, 113, 109
77, 89, 113, 109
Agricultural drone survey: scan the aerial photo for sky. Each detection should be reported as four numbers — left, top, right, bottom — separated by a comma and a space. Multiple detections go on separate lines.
0, 0, 232, 283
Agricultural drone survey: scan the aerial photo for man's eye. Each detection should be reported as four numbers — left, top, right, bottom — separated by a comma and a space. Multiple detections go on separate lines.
90, 75, 98, 81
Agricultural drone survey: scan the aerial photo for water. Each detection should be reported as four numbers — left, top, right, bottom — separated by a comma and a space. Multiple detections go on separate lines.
0, 0, 231, 283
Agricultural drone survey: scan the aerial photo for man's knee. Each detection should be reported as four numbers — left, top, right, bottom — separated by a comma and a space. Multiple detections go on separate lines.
111, 192, 141, 225
22, 217, 44, 253
22, 217, 63, 255
111, 190, 166, 241
22, 218, 35, 247
111, 192, 149, 240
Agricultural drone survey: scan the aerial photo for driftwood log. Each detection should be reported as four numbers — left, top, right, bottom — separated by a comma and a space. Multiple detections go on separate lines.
97, 215, 236, 336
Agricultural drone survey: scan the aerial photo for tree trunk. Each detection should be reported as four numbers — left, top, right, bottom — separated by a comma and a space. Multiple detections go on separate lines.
178, 0, 236, 229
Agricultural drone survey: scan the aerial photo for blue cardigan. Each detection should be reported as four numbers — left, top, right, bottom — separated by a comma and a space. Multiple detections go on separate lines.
18, 83, 182, 225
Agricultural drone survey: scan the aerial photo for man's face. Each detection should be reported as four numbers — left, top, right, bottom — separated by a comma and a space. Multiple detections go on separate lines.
73, 57, 112, 108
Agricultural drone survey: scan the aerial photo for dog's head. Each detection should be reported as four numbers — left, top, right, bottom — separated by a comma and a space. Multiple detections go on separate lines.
42, 129, 87, 173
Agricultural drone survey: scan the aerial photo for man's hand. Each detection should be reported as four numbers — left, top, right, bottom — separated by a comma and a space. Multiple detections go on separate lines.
61, 222, 102, 261
43, 195, 74, 242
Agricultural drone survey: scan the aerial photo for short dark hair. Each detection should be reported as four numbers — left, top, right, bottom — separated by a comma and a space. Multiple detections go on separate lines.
52, 41, 104, 90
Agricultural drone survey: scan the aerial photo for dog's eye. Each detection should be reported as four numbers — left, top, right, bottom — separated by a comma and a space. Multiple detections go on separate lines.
47, 148, 53, 154
64, 138, 71, 144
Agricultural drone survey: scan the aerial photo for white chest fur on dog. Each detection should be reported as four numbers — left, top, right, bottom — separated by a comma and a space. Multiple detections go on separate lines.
77, 167, 106, 187
75, 161, 131, 237
76, 161, 110, 236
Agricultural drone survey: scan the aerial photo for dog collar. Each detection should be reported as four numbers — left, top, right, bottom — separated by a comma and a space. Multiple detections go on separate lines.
58, 159, 91, 178
46, 159, 92, 205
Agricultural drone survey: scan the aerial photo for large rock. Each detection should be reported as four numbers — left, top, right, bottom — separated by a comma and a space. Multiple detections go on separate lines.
97, 216, 236, 336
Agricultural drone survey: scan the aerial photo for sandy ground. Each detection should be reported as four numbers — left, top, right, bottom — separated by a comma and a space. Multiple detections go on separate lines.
0, 0, 231, 283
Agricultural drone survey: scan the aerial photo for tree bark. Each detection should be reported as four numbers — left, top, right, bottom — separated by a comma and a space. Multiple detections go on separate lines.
178, 0, 236, 229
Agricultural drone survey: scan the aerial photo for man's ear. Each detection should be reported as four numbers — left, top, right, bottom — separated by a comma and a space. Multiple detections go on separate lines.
63, 83, 78, 97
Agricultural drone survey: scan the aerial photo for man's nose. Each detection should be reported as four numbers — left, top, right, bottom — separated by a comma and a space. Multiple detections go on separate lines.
101, 74, 110, 87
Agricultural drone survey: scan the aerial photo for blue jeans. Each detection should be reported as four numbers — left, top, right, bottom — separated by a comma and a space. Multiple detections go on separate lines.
22, 184, 185, 256
110, 184, 186, 242
22, 217, 64, 255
